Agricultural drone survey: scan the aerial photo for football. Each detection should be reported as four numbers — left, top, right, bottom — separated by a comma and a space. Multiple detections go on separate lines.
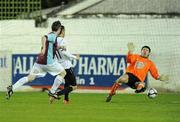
147, 88, 158, 99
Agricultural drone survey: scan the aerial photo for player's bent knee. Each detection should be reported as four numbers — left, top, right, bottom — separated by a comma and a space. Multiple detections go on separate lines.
116, 77, 127, 83
117, 74, 128, 83
136, 82, 145, 90
59, 70, 66, 78
135, 82, 146, 93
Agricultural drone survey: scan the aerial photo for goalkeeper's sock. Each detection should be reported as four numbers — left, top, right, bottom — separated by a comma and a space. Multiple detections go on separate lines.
109, 83, 120, 96
56, 87, 73, 96
12, 77, 28, 91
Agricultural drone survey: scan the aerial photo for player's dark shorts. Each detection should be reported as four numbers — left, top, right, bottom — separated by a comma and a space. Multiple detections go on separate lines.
64, 68, 76, 86
125, 73, 141, 89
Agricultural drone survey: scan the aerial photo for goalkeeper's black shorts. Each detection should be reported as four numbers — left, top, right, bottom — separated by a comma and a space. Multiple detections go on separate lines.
125, 73, 141, 89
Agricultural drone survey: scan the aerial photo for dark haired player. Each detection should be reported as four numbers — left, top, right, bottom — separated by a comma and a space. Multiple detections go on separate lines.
6, 20, 66, 100
50, 25, 79, 104
106, 42, 169, 102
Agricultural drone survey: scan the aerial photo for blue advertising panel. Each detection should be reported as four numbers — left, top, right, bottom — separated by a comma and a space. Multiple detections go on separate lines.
12, 54, 128, 88
73, 55, 127, 87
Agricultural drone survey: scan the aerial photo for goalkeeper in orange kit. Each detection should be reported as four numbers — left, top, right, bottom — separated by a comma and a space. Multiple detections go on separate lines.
106, 42, 169, 102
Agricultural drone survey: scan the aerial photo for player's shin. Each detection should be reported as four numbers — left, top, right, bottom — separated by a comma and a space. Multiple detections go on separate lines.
50, 75, 63, 94
64, 82, 70, 101
64, 93, 69, 101
109, 82, 120, 96
12, 77, 28, 91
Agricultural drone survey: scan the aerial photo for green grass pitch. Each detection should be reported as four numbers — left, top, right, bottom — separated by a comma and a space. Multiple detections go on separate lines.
0, 92, 180, 122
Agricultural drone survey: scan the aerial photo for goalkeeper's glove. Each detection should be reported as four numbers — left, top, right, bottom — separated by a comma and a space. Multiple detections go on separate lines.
158, 74, 169, 81
127, 42, 135, 53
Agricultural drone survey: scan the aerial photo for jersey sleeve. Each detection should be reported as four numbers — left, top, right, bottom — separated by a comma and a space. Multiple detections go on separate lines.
149, 61, 159, 80
126, 51, 138, 63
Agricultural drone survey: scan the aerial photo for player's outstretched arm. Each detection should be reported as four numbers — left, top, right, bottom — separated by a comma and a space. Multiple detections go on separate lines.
62, 50, 79, 60
127, 42, 135, 54
149, 63, 169, 82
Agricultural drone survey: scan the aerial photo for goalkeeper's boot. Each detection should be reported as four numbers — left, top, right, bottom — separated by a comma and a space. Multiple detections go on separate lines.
6, 85, 13, 100
48, 91, 60, 104
106, 83, 119, 102
106, 94, 114, 102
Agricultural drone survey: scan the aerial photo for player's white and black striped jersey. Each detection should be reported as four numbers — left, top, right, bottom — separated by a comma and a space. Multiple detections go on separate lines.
55, 37, 77, 69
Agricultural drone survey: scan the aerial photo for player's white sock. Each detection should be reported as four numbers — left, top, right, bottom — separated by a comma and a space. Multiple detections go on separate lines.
50, 75, 63, 94
12, 77, 28, 91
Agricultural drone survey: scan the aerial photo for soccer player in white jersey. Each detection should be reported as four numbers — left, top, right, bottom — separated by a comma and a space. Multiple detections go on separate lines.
6, 21, 66, 101
53, 25, 79, 104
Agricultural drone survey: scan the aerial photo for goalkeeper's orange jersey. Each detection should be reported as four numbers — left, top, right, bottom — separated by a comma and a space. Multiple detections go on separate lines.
126, 52, 159, 82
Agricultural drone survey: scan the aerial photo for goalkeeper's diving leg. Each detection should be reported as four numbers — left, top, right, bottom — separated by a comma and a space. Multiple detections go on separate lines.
106, 74, 128, 102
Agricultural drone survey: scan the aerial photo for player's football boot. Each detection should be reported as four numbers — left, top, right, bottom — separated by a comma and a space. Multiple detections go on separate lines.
48, 91, 60, 104
6, 85, 13, 100
106, 95, 113, 102
63, 100, 69, 104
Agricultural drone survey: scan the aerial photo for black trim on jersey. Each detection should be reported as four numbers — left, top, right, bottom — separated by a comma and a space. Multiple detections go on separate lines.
55, 50, 62, 60
53, 36, 58, 59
